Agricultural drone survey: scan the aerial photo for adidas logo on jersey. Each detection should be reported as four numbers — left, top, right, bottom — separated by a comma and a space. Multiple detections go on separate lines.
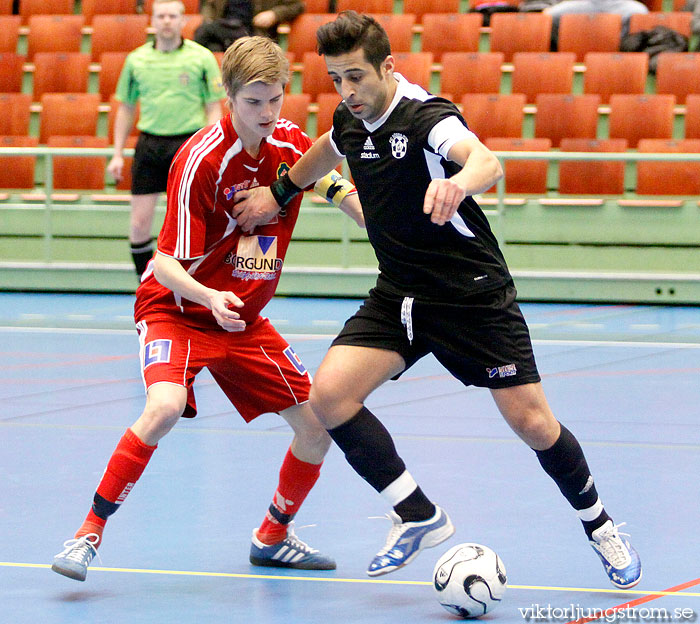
361, 135, 379, 160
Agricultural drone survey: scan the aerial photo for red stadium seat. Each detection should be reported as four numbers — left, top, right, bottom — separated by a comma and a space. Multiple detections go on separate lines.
636, 139, 700, 196
20, 0, 74, 24
534, 94, 600, 147
315, 92, 343, 138
583, 52, 648, 104
403, 0, 460, 23
608, 94, 675, 148
557, 13, 622, 62
684, 95, 700, 140
300, 52, 336, 102
489, 13, 552, 62
0, 15, 21, 53
392, 52, 434, 91
558, 138, 628, 195
655, 53, 700, 106
460, 93, 526, 140
280, 93, 311, 132
286, 14, 336, 57
47, 136, 109, 190
484, 138, 552, 194
27, 15, 84, 58
511, 52, 575, 104
0, 136, 38, 189
39, 93, 101, 144
440, 52, 504, 100
0, 93, 32, 136
0, 52, 25, 92
32, 53, 91, 99
420, 14, 482, 61
90, 15, 149, 61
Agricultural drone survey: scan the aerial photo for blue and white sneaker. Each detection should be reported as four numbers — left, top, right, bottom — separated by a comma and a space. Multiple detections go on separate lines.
249, 527, 336, 570
590, 521, 642, 589
367, 505, 455, 577
51, 533, 100, 581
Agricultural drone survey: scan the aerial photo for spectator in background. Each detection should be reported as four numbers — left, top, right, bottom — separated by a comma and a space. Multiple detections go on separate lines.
544, 0, 649, 48
195, 0, 305, 51
108, 0, 225, 280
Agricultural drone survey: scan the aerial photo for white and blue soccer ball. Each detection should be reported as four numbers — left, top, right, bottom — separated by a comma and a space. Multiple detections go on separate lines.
433, 543, 507, 619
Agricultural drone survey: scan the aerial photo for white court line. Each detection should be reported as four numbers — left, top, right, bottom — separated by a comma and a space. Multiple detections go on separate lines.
1, 326, 700, 349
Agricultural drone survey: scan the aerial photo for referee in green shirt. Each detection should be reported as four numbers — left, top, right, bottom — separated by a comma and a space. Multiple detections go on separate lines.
108, 0, 225, 279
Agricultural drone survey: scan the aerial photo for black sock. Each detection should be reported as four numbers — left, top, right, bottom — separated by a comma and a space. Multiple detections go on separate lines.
327, 406, 434, 522
535, 423, 610, 537
130, 238, 154, 278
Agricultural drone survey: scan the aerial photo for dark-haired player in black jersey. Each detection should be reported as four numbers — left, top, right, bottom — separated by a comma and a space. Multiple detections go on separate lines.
234, 10, 641, 587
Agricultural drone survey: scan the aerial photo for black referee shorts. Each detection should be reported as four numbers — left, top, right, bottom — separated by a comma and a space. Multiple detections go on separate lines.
131, 132, 193, 195
332, 283, 541, 389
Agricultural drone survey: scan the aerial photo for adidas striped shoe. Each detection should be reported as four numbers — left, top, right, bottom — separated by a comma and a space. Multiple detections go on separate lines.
249, 527, 336, 570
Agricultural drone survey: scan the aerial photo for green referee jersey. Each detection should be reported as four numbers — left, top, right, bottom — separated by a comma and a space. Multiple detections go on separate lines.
115, 39, 225, 136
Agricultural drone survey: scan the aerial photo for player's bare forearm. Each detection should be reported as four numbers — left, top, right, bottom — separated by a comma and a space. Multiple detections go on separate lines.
152, 253, 245, 331
338, 192, 365, 228
288, 132, 345, 189
448, 138, 503, 196
423, 138, 503, 225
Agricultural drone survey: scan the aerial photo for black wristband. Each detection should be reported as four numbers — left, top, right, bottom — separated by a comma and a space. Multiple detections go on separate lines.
270, 173, 302, 208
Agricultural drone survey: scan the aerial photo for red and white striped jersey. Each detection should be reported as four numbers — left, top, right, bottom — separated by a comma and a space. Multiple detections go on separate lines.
134, 114, 312, 328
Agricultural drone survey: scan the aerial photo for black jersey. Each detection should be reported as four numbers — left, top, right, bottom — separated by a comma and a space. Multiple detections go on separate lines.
330, 74, 512, 302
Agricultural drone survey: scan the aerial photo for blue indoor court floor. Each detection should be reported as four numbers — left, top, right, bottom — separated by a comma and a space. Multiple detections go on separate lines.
1, 293, 699, 624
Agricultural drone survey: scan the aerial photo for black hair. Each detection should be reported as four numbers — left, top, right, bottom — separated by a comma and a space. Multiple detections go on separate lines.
316, 11, 391, 74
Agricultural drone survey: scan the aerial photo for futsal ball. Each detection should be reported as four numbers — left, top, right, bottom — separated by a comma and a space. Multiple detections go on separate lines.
433, 543, 507, 618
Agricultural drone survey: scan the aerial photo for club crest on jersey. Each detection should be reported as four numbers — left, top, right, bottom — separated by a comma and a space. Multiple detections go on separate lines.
226, 235, 282, 281
283, 346, 307, 375
144, 339, 172, 368
389, 133, 408, 159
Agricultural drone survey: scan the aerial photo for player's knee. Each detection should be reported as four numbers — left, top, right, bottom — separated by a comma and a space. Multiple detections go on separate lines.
143, 395, 185, 429
511, 408, 557, 447
296, 418, 332, 455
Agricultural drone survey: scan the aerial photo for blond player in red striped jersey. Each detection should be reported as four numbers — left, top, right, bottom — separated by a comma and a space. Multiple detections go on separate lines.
51, 36, 363, 582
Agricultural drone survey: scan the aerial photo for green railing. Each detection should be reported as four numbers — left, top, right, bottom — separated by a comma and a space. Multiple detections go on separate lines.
1, 146, 699, 302
2, 145, 700, 259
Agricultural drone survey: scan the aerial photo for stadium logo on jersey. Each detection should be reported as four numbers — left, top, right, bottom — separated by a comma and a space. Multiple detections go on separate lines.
283, 345, 307, 375
361, 135, 379, 160
144, 339, 172, 368
389, 133, 408, 159
228, 235, 282, 280
486, 363, 517, 379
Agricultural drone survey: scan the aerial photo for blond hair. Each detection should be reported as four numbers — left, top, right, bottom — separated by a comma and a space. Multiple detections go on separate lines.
221, 36, 290, 98
152, 0, 185, 13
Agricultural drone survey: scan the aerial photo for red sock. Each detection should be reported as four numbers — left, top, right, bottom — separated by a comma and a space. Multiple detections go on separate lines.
75, 428, 157, 544
256, 447, 322, 545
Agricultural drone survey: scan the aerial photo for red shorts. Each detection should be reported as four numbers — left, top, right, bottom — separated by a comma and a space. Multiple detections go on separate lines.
135, 316, 311, 422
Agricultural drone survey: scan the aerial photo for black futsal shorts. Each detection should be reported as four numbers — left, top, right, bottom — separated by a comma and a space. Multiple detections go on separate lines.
131, 132, 192, 195
332, 283, 541, 389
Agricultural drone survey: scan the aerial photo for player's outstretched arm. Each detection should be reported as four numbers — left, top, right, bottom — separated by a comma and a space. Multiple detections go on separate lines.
152, 253, 246, 332
234, 132, 344, 233
423, 136, 503, 226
